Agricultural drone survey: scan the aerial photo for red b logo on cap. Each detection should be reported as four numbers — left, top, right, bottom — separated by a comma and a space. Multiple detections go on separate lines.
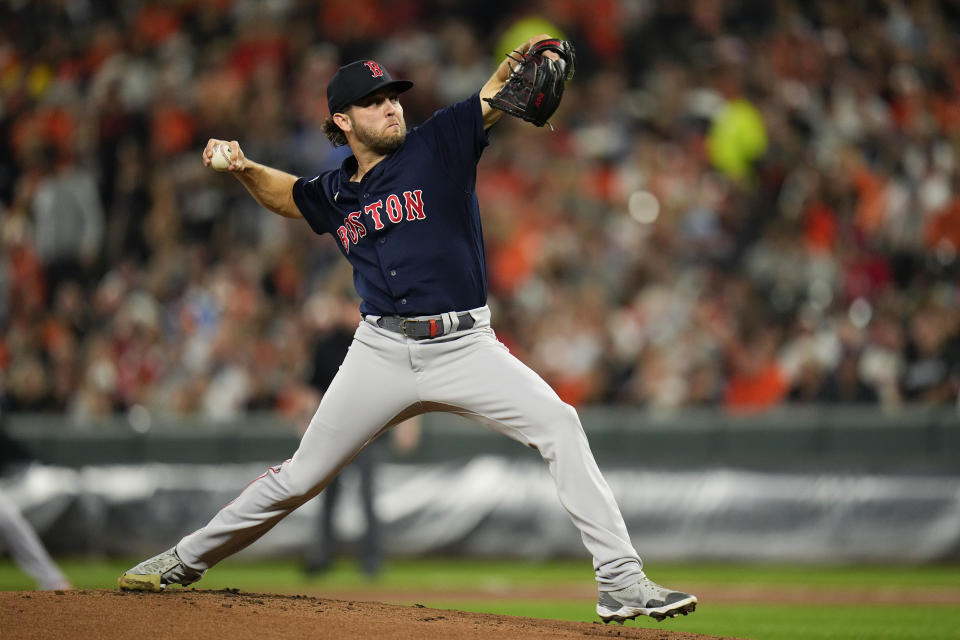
364, 61, 384, 78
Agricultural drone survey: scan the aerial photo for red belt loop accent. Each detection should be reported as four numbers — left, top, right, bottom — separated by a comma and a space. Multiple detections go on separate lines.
429, 318, 438, 337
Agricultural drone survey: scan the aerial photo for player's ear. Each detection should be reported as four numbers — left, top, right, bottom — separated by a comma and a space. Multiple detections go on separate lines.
333, 112, 352, 133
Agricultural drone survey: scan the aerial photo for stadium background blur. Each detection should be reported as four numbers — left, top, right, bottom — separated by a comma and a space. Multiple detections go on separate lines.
1, 0, 959, 424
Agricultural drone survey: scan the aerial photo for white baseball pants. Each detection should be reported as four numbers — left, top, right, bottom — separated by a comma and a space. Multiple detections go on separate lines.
177, 307, 643, 590
0, 490, 71, 590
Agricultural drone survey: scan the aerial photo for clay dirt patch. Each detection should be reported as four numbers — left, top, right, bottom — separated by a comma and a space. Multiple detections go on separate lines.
2, 588, 736, 640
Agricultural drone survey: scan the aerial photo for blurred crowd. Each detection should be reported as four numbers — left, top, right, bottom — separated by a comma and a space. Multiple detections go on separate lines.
1, 0, 959, 425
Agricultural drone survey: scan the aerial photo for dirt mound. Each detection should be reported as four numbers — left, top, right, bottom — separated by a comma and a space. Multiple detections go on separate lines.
3, 588, 737, 640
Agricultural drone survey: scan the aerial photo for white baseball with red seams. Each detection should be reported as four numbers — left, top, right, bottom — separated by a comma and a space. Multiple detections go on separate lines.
210, 143, 231, 171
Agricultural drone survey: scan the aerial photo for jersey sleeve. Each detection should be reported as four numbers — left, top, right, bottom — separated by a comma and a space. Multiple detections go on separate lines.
292, 175, 333, 236
417, 93, 490, 182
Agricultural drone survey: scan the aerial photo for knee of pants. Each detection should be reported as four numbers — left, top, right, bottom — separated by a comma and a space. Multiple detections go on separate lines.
529, 402, 587, 460
268, 460, 331, 504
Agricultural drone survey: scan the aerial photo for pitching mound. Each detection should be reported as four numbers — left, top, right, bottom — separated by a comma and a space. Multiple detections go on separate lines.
3, 588, 736, 640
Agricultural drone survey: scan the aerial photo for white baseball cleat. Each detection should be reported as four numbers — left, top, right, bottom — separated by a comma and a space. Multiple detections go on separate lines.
597, 575, 697, 623
118, 547, 205, 592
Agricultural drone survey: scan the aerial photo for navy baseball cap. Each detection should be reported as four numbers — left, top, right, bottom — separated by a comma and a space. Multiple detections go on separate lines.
327, 60, 413, 115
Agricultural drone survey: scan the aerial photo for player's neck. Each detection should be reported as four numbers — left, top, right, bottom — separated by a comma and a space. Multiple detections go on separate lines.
350, 148, 388, 183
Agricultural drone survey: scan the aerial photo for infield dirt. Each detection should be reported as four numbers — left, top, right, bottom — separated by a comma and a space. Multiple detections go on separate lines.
2, 588, 738, 640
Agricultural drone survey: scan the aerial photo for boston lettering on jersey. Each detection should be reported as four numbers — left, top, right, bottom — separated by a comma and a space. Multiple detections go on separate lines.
292, 93, 490, 316
336, 189, 426, 253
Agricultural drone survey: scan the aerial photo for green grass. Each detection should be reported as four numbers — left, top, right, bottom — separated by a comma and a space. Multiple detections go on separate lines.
2, 557, 958, 640
3, 556, 959, 591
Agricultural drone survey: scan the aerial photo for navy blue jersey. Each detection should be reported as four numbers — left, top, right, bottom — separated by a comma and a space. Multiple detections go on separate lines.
292, 93, 490, 316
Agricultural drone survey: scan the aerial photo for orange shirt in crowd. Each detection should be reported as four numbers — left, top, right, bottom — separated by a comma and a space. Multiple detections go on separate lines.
926, 197, 960, 251
723, 362, 789, 414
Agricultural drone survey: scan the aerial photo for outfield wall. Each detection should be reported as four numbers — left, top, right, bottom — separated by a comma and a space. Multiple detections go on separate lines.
6, 405, 959, 473
2, 406, 959, 563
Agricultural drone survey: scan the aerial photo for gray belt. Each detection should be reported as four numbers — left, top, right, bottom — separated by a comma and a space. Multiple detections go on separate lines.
375, 312, 475, 339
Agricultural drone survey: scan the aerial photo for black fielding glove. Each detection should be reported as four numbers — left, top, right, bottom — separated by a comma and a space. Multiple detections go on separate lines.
484, 39, 576, 128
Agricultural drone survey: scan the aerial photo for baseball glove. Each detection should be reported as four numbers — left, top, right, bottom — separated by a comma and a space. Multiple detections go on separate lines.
484, 39, 576, 128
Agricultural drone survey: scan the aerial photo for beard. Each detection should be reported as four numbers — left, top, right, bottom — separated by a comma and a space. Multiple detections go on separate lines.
350, 117, 406, 155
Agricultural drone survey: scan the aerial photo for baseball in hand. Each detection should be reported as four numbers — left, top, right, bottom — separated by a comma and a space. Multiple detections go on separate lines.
211, 143, 232, 171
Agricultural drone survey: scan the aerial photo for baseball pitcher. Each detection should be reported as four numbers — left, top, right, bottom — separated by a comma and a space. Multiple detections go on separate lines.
118, 34, 697, 624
